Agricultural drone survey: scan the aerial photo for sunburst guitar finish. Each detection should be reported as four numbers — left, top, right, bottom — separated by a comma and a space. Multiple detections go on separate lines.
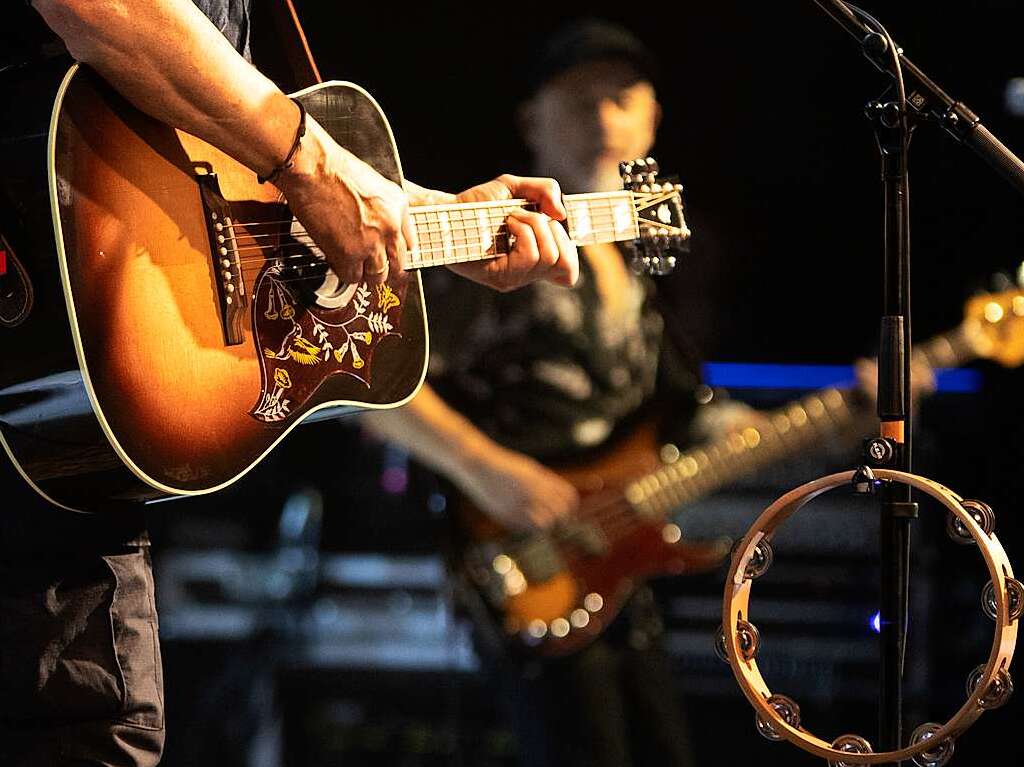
0, 62, 426, 511
0, 61, 692, 512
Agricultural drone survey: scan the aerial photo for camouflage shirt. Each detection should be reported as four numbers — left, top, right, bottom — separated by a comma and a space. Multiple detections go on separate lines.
426, 249, 700, 462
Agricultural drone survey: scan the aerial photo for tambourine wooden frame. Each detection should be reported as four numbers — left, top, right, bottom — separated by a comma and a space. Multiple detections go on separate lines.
722, 469, 1018, 764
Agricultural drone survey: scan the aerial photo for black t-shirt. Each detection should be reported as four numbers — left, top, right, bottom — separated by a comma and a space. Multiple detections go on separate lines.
1, 0, 252, 552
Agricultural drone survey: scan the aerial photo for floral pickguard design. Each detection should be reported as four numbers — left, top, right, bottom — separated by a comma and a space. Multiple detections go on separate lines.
250, 264, 406, 423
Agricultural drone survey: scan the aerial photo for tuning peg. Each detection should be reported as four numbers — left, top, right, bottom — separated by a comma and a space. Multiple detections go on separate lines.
646, 157, 659, 173
634, 157, 648, 168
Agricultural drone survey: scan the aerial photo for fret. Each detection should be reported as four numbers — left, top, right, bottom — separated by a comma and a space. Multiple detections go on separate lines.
476, 208, 494, 253
406, 192, 640, 269
438, 210, 454, 262
627, 384, 863, 521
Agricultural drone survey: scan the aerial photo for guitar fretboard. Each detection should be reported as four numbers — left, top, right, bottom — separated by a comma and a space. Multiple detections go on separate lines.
623, 325, 983, 520
406, 192, 639, 269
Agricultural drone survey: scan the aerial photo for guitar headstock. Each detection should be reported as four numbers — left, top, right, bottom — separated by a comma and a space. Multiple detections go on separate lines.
620, 157, 690, 276
963, 288, 1024, 367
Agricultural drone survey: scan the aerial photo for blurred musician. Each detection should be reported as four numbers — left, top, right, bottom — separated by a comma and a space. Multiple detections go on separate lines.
366, 20, 707, 767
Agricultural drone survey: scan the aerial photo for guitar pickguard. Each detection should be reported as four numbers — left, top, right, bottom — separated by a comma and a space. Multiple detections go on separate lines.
250, 264, 408, 423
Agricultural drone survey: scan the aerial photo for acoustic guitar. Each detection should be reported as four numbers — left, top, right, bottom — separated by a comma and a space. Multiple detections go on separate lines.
453, 288, 1024, 657
0, 60, 687, 512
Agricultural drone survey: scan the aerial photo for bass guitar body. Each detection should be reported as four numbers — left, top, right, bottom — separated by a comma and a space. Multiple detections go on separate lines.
0, 60, 427, 512
454, 421, 731, 658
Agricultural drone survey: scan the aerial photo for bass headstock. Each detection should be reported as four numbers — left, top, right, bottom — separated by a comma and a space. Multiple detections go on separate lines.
963, 288, 1024, 367
620, 157, 690, 276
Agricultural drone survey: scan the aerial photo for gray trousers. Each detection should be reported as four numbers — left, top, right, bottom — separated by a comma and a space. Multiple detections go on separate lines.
0, 546, 165, 766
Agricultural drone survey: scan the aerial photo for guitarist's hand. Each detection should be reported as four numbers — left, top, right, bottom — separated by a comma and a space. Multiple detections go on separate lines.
447, 175, 580, 291
460, 447, 580, 530
278, 117, 415, 286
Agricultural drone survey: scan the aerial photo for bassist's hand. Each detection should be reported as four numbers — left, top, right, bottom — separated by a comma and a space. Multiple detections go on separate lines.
458, 446, 579, 530
277, 116, 415, 286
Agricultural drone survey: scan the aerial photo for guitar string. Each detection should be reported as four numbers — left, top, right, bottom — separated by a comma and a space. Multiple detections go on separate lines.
579, 409, 852, 532
220, 206, 638, 268
227, 209, 631, 248
227, 230, 633, 288
231, 208, 630, 240
223, 195, 638, 230
508, 424, 830, 553
224, 221, 634, 273
225, 226, 647, 288
228, 234, 630, 270
534, 374, 948, 551
553, 348, 955, 540
531, 405, 857, 542
225, 203, 637, 233
229, 215, 629, 256
227, 232, 631, 282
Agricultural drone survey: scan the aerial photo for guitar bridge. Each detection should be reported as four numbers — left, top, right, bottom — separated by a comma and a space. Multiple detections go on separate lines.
196, 166, 247, 346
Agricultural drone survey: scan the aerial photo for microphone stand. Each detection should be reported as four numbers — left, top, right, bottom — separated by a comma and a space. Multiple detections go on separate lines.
808, 2, 1024, 764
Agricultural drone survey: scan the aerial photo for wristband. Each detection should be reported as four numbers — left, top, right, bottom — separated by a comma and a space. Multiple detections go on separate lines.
258, 98, 307, 185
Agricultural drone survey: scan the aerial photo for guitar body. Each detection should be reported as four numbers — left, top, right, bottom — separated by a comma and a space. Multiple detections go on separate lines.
0, 61, 426, 511
455, 422, 731, 657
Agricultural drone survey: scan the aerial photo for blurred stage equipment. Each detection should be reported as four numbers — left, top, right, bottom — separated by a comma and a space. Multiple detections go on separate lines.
715, 2, 1024, 763
721, 470, 1018, 766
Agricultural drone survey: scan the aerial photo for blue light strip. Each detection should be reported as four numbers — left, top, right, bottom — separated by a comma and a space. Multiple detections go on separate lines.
701, 363, 981, 394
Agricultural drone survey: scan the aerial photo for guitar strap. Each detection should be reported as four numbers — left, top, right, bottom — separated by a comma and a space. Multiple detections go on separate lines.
264, 0, 322, 88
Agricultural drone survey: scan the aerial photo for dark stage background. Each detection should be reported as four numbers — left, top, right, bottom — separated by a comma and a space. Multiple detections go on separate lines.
150, 2, 1024, 766
292, 0, 1024, 363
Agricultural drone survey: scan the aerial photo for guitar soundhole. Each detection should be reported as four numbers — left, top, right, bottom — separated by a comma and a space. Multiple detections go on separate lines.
282, 219, 355, 310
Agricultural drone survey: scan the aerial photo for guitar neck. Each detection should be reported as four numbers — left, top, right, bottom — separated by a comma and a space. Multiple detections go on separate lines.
625, 324, 982, 520
406, 191, 640, 269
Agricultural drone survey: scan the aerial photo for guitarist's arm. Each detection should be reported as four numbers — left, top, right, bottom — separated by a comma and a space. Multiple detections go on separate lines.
363, 384, 578, 530
31, 0, 578, 290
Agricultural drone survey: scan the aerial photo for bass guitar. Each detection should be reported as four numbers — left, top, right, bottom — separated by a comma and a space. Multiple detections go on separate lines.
0, 60, 687, 512
453, 287, 1024, 657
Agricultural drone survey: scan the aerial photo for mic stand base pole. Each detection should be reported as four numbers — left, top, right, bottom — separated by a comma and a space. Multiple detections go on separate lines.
867, 86, 917, 767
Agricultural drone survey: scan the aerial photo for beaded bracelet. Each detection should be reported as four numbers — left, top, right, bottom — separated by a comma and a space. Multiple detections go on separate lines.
258, 98, 307, 185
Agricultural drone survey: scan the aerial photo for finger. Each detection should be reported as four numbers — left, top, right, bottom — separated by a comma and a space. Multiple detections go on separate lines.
528, 507, 554, 529
561, 482, 581, 512
518, 210, 559, 271
383, 226, 409, 284
503, 175, 566, 220
504, 214, 541, 289
400, 211, 417, 273
338, 260, 364, 285
362, 244, 389, 286
549, 220, 580, 287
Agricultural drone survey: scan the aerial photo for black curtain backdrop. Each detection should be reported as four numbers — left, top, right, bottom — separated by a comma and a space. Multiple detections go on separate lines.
281, 8, 1024, 762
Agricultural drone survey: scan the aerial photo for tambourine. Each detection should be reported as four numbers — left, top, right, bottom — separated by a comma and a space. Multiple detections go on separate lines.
719, 469, 1019, 766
